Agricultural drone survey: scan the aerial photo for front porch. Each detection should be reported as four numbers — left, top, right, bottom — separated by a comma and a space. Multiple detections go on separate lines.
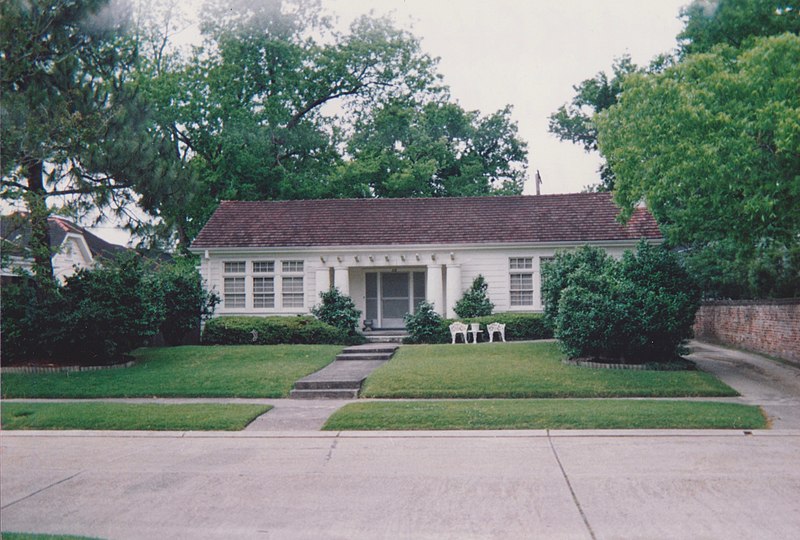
314, 255, 464, 330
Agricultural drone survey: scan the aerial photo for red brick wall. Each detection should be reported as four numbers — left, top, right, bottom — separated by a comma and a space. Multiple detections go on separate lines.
693, 299, 800, 363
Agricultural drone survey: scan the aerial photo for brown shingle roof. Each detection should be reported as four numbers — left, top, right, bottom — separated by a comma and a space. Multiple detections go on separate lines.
190, 193, 662, 249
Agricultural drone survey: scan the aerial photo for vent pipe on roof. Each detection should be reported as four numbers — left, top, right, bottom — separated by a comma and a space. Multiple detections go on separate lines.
535, 170, 543, 196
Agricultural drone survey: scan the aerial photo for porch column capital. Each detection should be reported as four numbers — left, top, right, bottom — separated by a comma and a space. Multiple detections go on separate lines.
426, 264, 444, 315
445, 264, 462, 319
333, 266, 350, 296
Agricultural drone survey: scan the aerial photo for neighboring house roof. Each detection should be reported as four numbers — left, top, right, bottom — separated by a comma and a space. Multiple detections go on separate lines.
1, 213, 129, 260
190, 193, 662, 250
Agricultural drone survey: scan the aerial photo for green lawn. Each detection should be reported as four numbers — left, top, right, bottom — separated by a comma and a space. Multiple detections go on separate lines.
1, 402, 271, 431
323, 400, 767, 430
1, 345, 340, 399
360, 342, 737, 398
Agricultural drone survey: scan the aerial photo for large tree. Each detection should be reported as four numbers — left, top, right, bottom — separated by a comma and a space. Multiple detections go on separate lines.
547, 56, 641, 192
138, 0, 443, 247
0, 0, 175, 279
678, 0, 800, 55
336, 100, 527, 198
597, 34, 800, 296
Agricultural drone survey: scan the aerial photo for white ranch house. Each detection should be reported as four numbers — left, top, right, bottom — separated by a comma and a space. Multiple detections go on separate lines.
189, 193, 661, 329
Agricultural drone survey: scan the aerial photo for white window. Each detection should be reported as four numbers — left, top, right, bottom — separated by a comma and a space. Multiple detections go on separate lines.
223, 277, 246, 308
510, 258, 534, 307
224, 261, 246, 273
510, 257, 533, 270
253, 277, 275, 308
252, 261, 275, 273
223, 261, 246, 308
282, 260, 303, 273
282, 276, 304, 308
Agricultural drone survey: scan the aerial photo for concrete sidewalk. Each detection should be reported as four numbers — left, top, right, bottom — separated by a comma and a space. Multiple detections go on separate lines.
2, 429, 799, 539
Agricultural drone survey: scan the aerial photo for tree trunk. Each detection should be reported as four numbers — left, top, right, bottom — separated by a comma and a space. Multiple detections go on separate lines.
22, 158, 56, 284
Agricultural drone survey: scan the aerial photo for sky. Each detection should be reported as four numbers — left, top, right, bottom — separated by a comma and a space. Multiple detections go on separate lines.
59, 0, 692, 244
323, 0, 689, 195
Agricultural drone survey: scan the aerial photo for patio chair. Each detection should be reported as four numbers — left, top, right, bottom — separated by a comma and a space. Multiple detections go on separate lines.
468, 323, 482, 344
487, 322, 506, 343
449, 322, 468, 344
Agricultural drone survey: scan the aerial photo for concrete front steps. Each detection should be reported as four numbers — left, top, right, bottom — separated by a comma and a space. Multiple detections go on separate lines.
289, 344, 399, 399
363, 330, 408, 344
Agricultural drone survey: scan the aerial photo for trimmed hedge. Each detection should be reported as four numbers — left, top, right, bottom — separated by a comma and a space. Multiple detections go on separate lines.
202, 316, 351, 345
405, 312, 552, 344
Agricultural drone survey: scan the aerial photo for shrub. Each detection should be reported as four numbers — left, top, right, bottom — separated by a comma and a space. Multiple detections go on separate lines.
202, 316, 349, 345
453, 275, 494, 317
403, 301, 449, 344
60, 253, 166, 363
155, 258, 219, 345
0, 276, 68, 361
311, 287, 362, 337
461, 313, 553, 341
541, 245, 611, 327
404, 309, 552, 344
554, 241, 701, 363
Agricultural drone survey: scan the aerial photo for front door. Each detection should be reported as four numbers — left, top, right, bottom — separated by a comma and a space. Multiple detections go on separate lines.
365, 271, 426, 329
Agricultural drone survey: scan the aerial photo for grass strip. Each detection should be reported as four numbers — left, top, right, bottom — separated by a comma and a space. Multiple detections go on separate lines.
361, 342, 737, 398
2, 345, 340, 399
1, 402, 271, 431
323, 400, 767, 430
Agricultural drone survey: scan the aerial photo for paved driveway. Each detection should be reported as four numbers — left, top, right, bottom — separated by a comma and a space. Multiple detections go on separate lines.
2, 430, 800, 539
688, 341, 800, 428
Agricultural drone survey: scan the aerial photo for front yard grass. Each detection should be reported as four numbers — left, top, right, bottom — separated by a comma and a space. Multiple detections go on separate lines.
1, 345, 340, 399
1, 402, 271, 431
360, 342, 737, 398
323, 400, 767, 430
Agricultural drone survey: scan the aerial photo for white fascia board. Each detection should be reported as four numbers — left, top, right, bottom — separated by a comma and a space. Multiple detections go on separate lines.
189, 238, 661, 256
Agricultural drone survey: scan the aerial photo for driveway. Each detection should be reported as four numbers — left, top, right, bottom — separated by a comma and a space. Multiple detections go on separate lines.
688, 341, 800, 429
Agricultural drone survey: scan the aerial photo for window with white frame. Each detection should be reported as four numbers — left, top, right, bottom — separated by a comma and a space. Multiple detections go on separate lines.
223, 261, 246, 308
282, 276, 304, 308
509, 257, 534, 307
251, 261, 275, 308
282, 260, 303, 273
252, 260, 275, 273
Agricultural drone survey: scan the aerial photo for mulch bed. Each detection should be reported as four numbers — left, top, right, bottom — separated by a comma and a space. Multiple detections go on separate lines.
1, 355, 135, 373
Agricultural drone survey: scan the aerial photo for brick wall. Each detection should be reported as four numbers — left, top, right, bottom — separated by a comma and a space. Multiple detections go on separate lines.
693, 299, 800, 363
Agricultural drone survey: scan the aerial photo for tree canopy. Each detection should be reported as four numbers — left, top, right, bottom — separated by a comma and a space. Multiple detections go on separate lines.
597, 33, 800, 297
678, 0, 800, 55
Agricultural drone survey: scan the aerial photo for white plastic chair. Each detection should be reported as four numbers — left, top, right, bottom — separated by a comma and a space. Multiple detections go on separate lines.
449, 322, 468, 344
468, 323, 482, 344
487, 322, 506, 343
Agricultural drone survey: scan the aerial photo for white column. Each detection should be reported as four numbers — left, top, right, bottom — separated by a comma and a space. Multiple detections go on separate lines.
426, 264, 444, 315
315, 268, 331, 299
334, 266, 350, 296
445, 264, 462, 319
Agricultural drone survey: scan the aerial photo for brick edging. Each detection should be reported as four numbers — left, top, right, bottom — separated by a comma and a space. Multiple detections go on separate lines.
1, 360, 136, 374
562, 359, 649, 370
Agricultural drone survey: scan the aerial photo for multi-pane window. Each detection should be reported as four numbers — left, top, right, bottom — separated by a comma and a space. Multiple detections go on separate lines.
282, 260, 303, 273
510, 257, 533, 270
510, 257, 534, 307
223, 261, 246, 308
253, 277, 275, 308
252, 260, 275, 308
224, 261, 246, 273
282, 276, 304, 308
252, 261, 275, 273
